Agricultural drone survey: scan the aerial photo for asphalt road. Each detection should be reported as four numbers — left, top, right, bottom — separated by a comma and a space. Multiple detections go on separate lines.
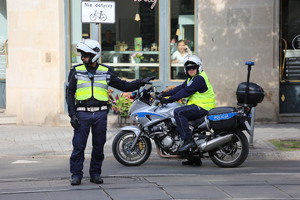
1, 157, 300, 200
1, 157, 300, 179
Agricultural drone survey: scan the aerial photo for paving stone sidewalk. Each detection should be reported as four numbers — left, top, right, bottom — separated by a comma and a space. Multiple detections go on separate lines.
0, 123, 299, 160
0, 123, 300, 200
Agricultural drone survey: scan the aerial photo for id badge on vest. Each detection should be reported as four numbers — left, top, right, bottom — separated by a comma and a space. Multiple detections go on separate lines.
187, 79, 193, 87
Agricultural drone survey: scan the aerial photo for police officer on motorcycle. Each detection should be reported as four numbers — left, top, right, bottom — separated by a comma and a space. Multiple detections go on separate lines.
66, 39, 154, 185
160, 55, 216, 166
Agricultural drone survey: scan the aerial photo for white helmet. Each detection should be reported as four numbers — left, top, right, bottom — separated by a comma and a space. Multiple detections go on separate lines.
76, 39, 101, 63
183, 55, 203, 76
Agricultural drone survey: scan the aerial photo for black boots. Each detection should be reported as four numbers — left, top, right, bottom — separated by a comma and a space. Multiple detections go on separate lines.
90, 176, 104, 184
182, 157, 202, 166
178, 138, 201, 166
177, 139, 196, 152
71, 176, 104, 185
70, 177, 81, 186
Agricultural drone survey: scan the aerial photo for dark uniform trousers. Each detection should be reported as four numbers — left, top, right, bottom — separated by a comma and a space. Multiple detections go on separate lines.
70, 110, 107, 179
174, 104, 208, 140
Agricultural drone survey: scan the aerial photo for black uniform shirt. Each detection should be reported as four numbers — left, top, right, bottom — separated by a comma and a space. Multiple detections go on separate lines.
164, 74, 208, 103
67, 63, 143, 117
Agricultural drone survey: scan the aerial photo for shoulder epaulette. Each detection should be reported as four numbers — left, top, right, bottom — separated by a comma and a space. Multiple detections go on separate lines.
100, 63, 111, 69
71, 63, 83, 69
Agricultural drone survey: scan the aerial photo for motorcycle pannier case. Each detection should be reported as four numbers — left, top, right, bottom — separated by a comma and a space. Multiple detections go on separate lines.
236, 82, 264, 106
207, 107, 238, 132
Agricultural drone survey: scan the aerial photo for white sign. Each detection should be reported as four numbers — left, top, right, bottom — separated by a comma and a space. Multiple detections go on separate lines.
81, 1, 115, 24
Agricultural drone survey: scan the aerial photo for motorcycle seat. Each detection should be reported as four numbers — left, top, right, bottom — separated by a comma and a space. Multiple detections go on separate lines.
189, 116, 206, 128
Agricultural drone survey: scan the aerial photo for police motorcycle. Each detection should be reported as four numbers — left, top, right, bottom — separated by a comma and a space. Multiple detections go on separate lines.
112, 62, 264, 168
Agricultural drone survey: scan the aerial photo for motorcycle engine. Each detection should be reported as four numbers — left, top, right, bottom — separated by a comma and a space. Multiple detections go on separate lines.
161, 136, 173, 148
149, 122, 176, 149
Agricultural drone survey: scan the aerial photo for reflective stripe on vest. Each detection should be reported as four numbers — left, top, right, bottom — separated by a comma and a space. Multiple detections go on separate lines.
75, 65, 109, 101
187, 71, 216, 111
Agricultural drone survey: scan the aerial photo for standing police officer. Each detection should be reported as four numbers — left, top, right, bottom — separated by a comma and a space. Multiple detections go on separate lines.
66, 39, 154, 185
160, 55, 216, 166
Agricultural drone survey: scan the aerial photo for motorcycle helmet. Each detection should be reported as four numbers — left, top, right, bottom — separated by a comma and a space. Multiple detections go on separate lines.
183, 55, 203, 76
76, 39, 101, 63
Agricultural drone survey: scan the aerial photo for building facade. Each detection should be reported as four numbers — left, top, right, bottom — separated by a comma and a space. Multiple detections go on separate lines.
0, 0, 299, 125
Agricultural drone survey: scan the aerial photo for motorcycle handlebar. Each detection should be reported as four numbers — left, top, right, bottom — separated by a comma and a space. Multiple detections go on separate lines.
151, 99, 161, 106
137, 84, 165, 107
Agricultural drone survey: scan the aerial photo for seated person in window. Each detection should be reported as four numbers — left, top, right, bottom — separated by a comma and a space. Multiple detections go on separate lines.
101, 30, 116, 51
171, 40, 192, 64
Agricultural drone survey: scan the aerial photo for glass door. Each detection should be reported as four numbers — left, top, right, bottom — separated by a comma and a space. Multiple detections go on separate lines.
0, 0, 7, 109
279, 0, 300, 115
170, 0, 195, 80
100, 0, 159, 80
69, 0, 197, 90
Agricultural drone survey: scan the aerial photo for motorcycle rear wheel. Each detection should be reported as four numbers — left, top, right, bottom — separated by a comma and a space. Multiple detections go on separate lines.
112, 130, 152, 166
208, 130, 249, 168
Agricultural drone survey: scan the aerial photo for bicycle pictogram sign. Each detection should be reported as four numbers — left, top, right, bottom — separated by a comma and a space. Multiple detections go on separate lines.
90, 10, 107, 21
82, 1, 115, 24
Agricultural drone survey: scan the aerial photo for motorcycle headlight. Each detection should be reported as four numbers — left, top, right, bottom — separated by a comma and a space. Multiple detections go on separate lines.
134, 115, 139, 122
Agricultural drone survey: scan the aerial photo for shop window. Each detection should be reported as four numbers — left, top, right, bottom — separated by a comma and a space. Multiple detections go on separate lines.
70, 0, 159, 80
170, 0, 195, 80
100, 0, 159, 80
82, 24, 90, 39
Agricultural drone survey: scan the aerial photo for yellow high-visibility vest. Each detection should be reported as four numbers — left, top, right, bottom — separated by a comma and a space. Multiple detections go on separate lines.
75, 64, 109, 101
187, 71, 216, 111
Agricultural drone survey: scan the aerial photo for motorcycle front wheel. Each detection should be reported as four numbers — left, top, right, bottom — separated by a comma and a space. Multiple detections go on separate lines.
112, 130, 152, 166
208, 130, 249, 168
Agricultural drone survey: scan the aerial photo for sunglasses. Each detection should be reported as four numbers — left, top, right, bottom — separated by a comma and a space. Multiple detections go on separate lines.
80, 52, 93, 58
186, 66, 198, 71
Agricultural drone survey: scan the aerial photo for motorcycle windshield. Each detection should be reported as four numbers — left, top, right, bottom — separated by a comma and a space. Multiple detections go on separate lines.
129, 100, 150, 115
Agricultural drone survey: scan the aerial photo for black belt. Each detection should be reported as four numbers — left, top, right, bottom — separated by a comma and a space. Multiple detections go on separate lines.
76, 106, 108, 112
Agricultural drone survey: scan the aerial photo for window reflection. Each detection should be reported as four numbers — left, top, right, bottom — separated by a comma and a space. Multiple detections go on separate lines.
171, 39, 192, 64
102, 29, 116, 51
170, 0, 195, 80
101, 0, 159, 79
71, 0, 159, 80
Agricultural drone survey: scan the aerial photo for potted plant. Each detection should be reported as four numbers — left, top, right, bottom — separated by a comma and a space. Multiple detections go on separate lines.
111, 92, 134, 117
131, 52, 144, 63
110, 92, 135, 125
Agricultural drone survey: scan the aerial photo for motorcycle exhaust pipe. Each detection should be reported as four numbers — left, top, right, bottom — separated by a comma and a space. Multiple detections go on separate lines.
199, 134, 234, 152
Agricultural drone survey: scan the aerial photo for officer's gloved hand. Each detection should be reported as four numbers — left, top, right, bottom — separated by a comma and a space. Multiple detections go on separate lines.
157, 92, 167, 100
70, 115, 80, 130
160, 97, 171, 105
141, 76, 156, 85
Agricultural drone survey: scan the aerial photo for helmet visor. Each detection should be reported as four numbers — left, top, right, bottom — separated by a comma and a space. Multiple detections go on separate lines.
186, 65, 198, 71
185, 62, 198, 71
79, 51, 93, 58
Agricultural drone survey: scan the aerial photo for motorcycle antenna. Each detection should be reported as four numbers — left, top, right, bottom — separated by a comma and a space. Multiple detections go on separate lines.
244, 61, 255, 105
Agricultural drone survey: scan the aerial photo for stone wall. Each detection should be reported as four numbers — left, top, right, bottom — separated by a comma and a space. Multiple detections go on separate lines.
5, 0, 66, 125
198, 0, 279, 122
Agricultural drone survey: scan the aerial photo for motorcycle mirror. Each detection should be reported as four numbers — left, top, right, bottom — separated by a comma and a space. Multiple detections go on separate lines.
144, 84, 152, 90
152, 86, 157, 93
131, 91, 137, 99
150, 92, 156, 98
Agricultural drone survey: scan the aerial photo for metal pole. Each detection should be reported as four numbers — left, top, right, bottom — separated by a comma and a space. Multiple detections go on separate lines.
91, 23, 99, 41
249, 107, 256, 147
90, 0, 100, 42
